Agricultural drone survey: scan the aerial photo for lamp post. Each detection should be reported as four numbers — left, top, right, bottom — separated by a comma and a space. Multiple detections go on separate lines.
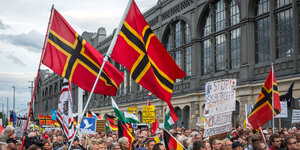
12, 86, 15, 112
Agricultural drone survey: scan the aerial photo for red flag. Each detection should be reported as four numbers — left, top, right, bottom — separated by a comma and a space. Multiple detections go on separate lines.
163, 129, 184, 150
118, 121, 134, 150
39, 115, 46, 125
43, 9, 123, 96
111, 0, 185, 113
248, 68, 281, 129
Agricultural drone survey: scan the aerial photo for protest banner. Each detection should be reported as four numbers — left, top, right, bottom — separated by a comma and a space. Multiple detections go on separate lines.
96, 120, 106, 132
15, 119, 27, 138
204, 79, 236, 116
203, 112, 232, 137
275, 101, 288, 118
128, 107, 138, 114
292, 109, 300, 124
203, 79, 236, 137
143, 106, 155, 123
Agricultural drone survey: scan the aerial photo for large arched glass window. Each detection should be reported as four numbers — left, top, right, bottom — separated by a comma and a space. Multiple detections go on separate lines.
164, 20, 192, 77
200, 0, 241, 75
255, 0, 293, 63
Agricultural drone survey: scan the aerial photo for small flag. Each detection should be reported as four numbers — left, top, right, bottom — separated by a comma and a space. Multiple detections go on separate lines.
111, 98, 125, 122
164, 106, 178, 130
51, 109, 57, 120
124, 112, 139, 124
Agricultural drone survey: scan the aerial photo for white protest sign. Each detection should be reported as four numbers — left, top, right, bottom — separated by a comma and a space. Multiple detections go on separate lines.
203, 79, 236, 137
292, 109, 300, 124
204, 79, 236, 116
203, 112, 232, 137
15, 119, 27, 138
275, 101, 288, 118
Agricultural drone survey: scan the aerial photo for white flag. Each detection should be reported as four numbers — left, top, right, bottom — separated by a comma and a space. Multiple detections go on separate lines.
57, 78, 75, 142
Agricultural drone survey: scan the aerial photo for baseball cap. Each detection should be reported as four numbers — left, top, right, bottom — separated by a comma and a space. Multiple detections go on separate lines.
6, 138, 18, 144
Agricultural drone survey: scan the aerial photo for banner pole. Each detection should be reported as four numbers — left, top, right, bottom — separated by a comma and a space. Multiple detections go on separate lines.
271, 63, 275, 134
68, 0, 133, 149
21, 5, 55, 150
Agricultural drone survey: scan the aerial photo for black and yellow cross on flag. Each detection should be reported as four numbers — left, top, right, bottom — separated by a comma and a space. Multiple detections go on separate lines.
248, 68, 281, 129
111, 0, 185, 115
42, 8, 123, 96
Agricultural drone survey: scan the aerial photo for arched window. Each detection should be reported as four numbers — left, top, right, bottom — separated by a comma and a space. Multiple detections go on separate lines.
200, 0, 241, 75
164, 20, 192, 77
183, 106, 190, 129
175, 107, 182, 127
255, 0, 293, 63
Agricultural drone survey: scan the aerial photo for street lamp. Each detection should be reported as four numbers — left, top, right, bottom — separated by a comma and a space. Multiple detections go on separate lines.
12, 86, 15, 112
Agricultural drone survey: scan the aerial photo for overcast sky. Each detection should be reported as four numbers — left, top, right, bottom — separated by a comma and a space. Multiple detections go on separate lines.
0, 0, 157, 117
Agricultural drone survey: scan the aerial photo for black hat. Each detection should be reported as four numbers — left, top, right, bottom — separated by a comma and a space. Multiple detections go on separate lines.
74, 136, 79, 141
6, 138, 18, 144
232, 141, 244, 148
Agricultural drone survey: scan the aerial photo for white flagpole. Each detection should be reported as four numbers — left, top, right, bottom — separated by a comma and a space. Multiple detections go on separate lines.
271, 63, 275, 134
68, 0, 133, 149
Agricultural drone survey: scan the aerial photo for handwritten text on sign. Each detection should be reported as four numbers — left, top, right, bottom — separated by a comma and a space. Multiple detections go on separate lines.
143, 106, 155, 123
204, 79, 236, 116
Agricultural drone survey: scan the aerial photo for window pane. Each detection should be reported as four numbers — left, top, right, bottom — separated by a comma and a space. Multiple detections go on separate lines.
216, 0, 226, 31
203, 12, 211, 37
175, 21, 182, 48
202, 40, 211, 75
166, 32, 172, 51
230, 0, 240, 26
276, 9, 293, 58
257, 0, 269, 15
185, 24, 191, 44
216, 34, 226, 71
175, 50, 182, 69
230, 28, 241, 69
276, 0, 292, 8
185, 46, 192, 76
256, 17, 270, 63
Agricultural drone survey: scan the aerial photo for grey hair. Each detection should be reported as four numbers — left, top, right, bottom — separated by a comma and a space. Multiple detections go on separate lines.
3, 125, 14, 134
118, 137, 128, 145
111, 142, 121, 149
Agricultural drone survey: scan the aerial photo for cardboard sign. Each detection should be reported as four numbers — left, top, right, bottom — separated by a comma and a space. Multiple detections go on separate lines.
128, 107, 138, 114
143, 106, 155, 123
96, 120, 106, 132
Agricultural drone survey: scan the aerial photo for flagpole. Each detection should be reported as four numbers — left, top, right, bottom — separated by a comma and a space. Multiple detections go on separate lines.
21, 5, 55, 150
68, 0, 133, 149
271, 63, 275, 134
163, 128, 187, 150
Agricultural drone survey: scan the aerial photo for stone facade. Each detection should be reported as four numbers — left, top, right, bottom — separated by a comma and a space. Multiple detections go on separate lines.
34, 0, 300, 129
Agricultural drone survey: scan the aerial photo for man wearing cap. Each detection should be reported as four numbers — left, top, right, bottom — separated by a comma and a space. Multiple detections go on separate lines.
232, 141, 244, 150
71, 136, 87, 150
6, 138, 17, 150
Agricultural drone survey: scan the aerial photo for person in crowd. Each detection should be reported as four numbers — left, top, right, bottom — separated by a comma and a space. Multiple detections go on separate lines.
210, 138, 222, 150
112, 134, 118, 143
182, 137, 193, 149
71, 136, 83, 150
192, 140, 206, 150
6, 138, 17, 150
223, 138, 232, 150
269, 134, 283, 150
194, 134, 203, 142
99, 139, 108, 150
0, 126, 15, 143
285, 136, 298, 150
119, 137, 130, 150
232, 141, 244, 150
80, 136, 87, 149
253, 141, 268, 150
152, 143, 166, 150
42, 141, 52, 150
111, 143, 122, 150
145, 139, 156, 150
183, 129, 191, 137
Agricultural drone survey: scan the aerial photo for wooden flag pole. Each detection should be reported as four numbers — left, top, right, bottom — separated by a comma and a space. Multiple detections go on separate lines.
67, 0, 133, 149
21, 5, 55, 150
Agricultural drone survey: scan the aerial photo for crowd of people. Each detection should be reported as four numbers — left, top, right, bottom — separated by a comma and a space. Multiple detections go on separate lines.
0, 124, 299, 150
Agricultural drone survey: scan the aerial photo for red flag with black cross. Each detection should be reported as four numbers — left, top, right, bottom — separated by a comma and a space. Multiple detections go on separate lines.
42, 9, 123, 96
111, 0, 184, 121
248, 68, 281, 130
